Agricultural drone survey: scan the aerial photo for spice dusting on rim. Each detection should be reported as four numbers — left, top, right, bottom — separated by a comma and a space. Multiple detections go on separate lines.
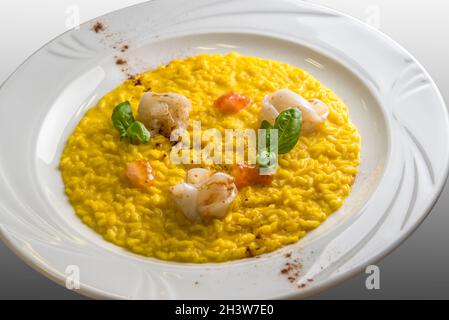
91, 20, 139, 79
92, 21, 105, 33
115, 58, 127, 65
280, 253, 306, 288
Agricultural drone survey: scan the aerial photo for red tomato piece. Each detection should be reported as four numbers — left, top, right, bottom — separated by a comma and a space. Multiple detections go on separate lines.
231, 164, 274, 189
125, 159, 154, 188
214, 92, 252, 114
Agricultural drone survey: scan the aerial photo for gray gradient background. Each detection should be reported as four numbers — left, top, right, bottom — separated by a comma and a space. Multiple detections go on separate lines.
0, 0, 448, 300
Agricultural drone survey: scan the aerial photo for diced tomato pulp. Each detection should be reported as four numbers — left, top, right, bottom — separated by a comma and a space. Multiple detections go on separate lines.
214, 92, 251, 114
125, 159, 154, 188
231, 164, 273, 189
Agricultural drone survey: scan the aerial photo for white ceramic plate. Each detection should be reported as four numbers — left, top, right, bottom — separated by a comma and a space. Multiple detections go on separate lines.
0, 0, 448, 300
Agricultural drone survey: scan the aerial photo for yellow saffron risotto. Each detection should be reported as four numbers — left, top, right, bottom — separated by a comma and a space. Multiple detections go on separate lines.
60, 53, 360, 263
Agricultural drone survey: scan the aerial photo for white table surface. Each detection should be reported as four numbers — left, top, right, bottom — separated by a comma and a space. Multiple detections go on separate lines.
0, 0, 448, 299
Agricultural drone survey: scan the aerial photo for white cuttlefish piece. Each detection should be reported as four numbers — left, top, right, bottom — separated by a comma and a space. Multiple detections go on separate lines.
137, 92, 192, 137
170, 168, 238, 223
260, 89, 330, 135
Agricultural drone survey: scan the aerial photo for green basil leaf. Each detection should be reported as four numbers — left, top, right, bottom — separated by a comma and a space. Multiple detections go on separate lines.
112, 101, 135, 139
257, 148, 277, 169
126, 121, 151, 144
260, 120, 272, 130
274, 108, 302, 154
260, 120, 274, 151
